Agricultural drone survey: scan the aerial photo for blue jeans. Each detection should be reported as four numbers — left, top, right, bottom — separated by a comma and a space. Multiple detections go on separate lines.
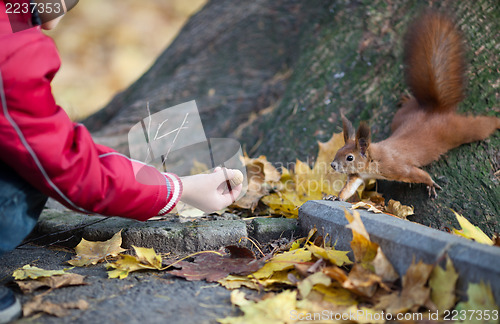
0, 162, 47, 257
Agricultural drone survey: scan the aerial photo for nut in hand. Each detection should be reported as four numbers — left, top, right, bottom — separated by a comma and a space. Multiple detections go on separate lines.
228, 169, 244, 187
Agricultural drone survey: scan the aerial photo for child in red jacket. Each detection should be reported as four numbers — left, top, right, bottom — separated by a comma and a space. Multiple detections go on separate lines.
0, 1, 242, 321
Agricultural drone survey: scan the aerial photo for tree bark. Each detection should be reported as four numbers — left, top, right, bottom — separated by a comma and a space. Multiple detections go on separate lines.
83, 0, 499, 235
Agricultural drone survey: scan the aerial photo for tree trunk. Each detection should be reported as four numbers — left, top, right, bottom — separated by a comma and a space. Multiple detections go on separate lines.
83, 0, 499, 235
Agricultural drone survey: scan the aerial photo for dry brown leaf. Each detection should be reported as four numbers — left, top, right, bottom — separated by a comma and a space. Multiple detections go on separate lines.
372, 247, 399, 283
323, 266, 349, 283
384, 199, 414, 219
351, 201, 383, 214
376, 258, 434, 314
324, 264, 383, 299
342, 264, 381, 298
16, 273, 87, 294
170, 246, 263, 282
232, 155, 280, 211
23, 295, 88, 317
68, 230, 126, 266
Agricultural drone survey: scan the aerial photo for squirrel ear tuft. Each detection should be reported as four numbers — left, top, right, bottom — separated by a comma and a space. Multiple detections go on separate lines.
356, 122, 371, 157
341, 114, 355, 143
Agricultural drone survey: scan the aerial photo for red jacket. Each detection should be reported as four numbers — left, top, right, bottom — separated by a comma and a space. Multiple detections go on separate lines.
0, 2, 182, 220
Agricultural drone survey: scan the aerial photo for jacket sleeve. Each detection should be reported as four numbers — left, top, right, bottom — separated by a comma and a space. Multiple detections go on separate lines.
0, 34, 182, 221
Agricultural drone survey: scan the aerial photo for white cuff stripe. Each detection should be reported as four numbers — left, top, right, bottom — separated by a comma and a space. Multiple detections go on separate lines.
158, 173, 181, 215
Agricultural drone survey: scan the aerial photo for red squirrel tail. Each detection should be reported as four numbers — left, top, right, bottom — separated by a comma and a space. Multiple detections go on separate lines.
404, 11, 466, 112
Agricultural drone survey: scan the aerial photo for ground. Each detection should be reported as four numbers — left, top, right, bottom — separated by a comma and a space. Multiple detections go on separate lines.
0, 245, 242, 324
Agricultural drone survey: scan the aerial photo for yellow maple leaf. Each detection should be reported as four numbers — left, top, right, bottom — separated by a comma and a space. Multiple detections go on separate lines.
218, 290, 298, 324
455, 281, 499, 324
297, 271, 332, 299
313, 133, 347, 191
68, 230, 126, 266
13, 265, 68, 280
133, 246, 163, 269
345, 210, 378, 264
251, 248, 312, 279
451, 210, 493, 245
429, 256, 458, 312
307, 282, 357, 306
261, 132, 347, 217
306, 243, 352, 267
219, 269, 298, 292
218, 275, 261, 290
261, 191, 302, 218
106, 245, 163, 279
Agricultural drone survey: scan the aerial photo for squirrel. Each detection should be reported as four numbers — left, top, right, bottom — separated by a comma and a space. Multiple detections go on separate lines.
330, 11, 500, 201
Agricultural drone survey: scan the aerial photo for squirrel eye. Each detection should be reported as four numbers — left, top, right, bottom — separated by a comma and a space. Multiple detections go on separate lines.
346, 154, 354, 162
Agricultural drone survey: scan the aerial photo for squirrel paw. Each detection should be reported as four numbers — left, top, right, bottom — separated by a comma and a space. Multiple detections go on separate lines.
427, 182, 442, 199
324, 195, 340, 201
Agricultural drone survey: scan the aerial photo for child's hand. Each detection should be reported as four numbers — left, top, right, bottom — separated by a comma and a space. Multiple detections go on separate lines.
179, 167, 243, 213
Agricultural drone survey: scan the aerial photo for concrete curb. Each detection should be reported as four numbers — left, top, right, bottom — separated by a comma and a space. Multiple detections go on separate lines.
299, 200, 500, 302
35, 209, 298, 254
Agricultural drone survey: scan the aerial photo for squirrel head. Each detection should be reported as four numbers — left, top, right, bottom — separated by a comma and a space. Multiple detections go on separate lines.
331, 116, 371, 174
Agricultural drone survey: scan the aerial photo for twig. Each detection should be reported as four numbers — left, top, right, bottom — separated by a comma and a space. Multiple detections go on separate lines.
17, 216, 111, 248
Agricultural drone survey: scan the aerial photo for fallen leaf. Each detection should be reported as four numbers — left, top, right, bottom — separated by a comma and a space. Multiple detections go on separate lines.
384, 199, 414, 219
190, 159, 210, 175
342, 264, 381, 298
15, 273, 87, 294
218, 275, 261, 290
307, 282, 357, 306
289, 239, 302, 251
455, 281, 499, 324
306, 243, 352, 267
261, 191, 301, 218
23, 295, 89, 317
218, 290, 298, 324
219, 269, 298, 292
344, 306, 385, 324
13, 265, 67, 280
251, 248, 312, 279
376, 258, 433, 314
133, 246, 163, 269
323, 266, 349, 283
260, 133, 352, 218
256, 270, 297, 289
372, 247, 399, 283
451, 211, 493, 245
232, 155, 280, 211
107, 245, 164, 279
345, 210, 378, 264
351, 201, 383, 214
170, 247, 263, 282
107, 255, 150, 279
429, 256, 458, 312
298, 271, 332, 298
68, 230, 126, 266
